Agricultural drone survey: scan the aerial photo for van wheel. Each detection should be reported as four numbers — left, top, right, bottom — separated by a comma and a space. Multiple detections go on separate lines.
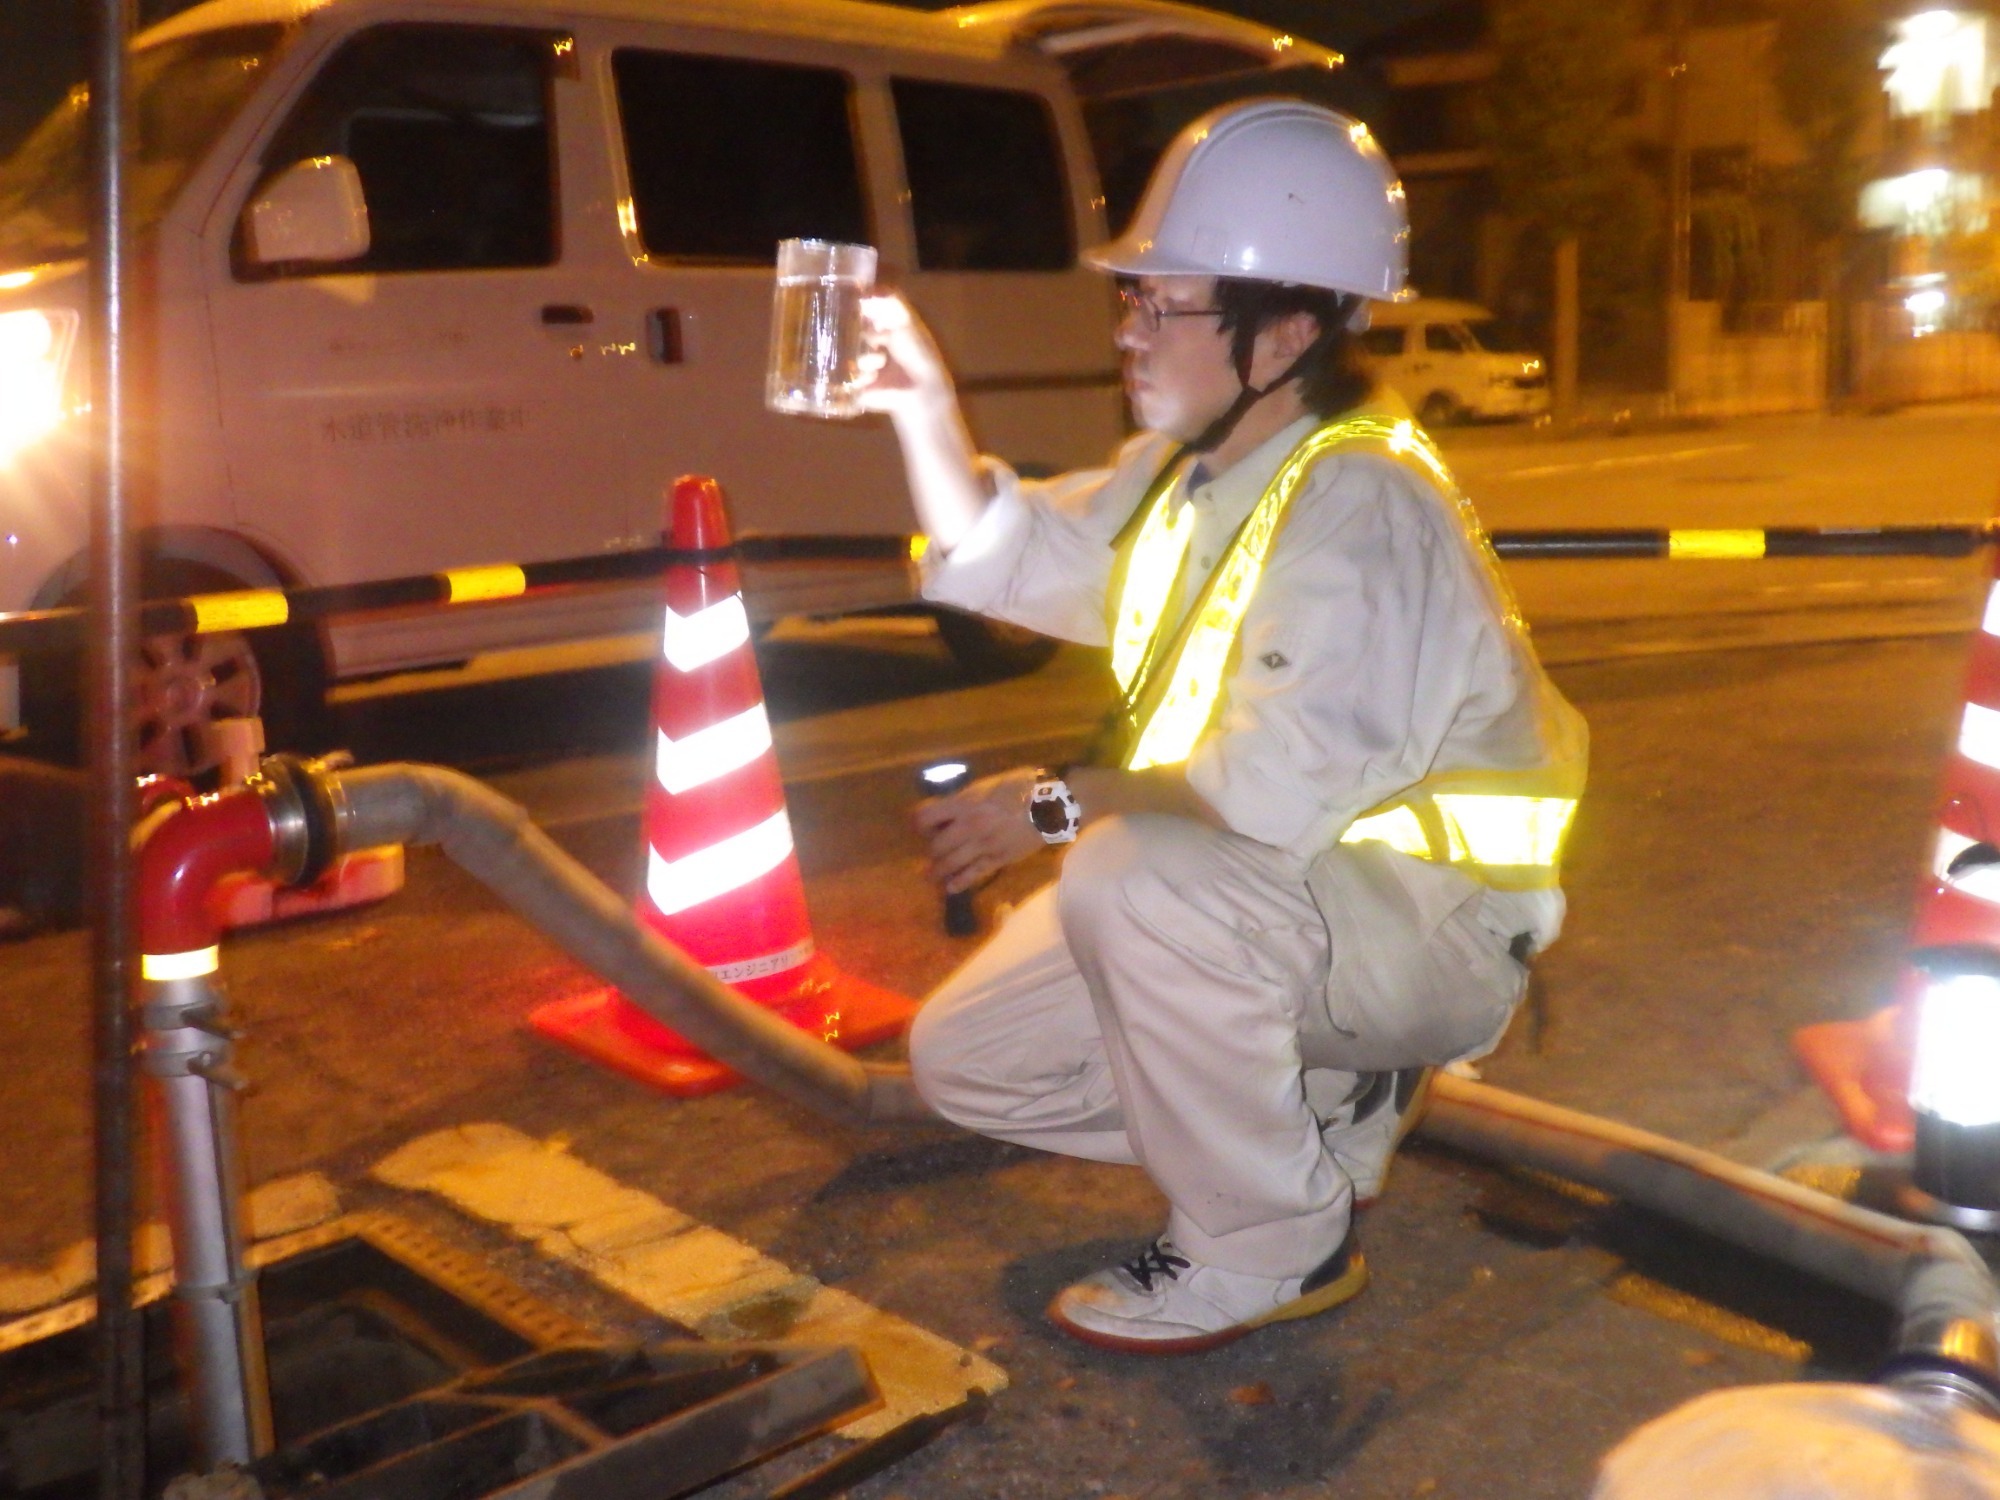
1419, 392, 1463, 429
19, 560, 328, 780
933, 609, 1059, 680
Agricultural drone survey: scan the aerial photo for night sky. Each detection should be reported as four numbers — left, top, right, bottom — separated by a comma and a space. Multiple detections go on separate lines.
1, 0, 1455, 161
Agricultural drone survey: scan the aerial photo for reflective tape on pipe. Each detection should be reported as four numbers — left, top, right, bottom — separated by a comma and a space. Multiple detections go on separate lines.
142, 946, 220, 981
1667, 529, 1766, 560
189, 590, 289, 634
444, 564, 527, 603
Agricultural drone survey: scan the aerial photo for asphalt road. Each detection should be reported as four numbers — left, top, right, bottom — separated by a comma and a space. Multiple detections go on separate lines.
2, 404, 1998, 1495
1460, 401, 2000, 660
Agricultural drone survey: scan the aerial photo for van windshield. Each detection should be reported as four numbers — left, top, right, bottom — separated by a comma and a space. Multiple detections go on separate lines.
0, 25, 290, 269
1468, 317, 1535, 354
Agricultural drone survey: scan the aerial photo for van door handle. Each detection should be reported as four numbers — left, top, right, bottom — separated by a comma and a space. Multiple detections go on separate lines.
540, 303, 593, 325
647, 307, 683, 364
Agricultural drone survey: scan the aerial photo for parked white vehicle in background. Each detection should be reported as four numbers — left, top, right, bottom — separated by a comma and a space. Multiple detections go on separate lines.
0, 0, 1337, 773
1359, 297, 1550, 428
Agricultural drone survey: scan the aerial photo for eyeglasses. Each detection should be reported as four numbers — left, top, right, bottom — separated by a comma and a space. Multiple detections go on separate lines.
1117, 287, 1225, 334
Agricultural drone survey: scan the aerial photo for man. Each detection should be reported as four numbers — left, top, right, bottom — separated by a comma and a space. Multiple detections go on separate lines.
858, 100, 1586, 1355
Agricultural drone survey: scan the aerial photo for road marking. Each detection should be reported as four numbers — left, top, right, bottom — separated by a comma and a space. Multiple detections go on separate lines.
371, 1123, 1006, 1439
0, 1172, 341, 1319
1607, 1271, 1810, 1361
0, 1173, 347, 1352
1484, 442, 1753, 481
1755, 576, 1949, 597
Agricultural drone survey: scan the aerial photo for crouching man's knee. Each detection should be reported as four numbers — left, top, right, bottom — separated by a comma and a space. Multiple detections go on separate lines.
1055, 813, 1213, 952
907, 982, 985, 1126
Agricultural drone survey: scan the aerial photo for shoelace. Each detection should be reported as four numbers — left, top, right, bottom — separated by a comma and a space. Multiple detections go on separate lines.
1121, 1242, 1191, 1291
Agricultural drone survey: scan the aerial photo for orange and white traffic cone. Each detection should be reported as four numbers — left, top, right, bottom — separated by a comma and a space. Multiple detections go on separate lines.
529, 475, 917, 1095
1795, 554, 2000, 1152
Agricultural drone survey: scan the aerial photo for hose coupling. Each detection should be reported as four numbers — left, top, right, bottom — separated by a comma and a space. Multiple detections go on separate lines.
245, 752, 347, 888
1879, 1330, 2000, 1420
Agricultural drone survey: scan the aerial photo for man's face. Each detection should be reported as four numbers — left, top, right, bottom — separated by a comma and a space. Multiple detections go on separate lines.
1115, 275, 1240, 441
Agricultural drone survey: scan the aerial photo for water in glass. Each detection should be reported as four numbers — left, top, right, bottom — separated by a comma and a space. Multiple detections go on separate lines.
766, 238, 877, 419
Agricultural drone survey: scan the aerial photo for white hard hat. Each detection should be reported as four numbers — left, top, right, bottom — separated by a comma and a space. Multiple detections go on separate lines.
1084, 99, 1410, 302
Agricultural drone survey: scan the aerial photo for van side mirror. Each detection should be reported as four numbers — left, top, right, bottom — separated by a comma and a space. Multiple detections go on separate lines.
243, 156, 370, 267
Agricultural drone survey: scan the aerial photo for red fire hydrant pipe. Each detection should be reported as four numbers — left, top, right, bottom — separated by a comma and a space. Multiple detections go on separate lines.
137, 788, 276, 959
134, 784, 283, 1466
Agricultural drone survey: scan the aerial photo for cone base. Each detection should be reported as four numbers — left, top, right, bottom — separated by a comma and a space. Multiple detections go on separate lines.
1794, 1008, 1915, 1154
528, 953, 918, 1098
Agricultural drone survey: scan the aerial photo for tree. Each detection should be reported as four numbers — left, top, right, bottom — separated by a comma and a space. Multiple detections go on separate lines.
1767, 0, 1888, 394
1479, 0, 1660, 391
1768, 0, 1884, 249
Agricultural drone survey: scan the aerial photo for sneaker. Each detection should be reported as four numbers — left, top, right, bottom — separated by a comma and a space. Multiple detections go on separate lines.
1330, 1066, 1434, 1208
1046, 1233, 1368, 1356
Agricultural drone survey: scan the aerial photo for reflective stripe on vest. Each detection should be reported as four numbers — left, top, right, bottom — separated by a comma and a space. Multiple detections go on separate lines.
1338, 787, 1579, 892
1106, 412, 1583, 890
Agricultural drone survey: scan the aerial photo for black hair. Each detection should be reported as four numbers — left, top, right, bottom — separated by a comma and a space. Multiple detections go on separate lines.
1212, 279, 1371, 418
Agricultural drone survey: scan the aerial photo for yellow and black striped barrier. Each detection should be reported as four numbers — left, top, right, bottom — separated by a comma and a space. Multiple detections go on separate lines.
1488, 524, 1996, 561
0, 525, 1991, 652
0, 534, 913, 652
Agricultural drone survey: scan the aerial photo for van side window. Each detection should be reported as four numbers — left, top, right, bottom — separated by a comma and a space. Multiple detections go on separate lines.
1359, 326, 1405, 357
1426, 323, 1473, 353
614, 52, 864, 262
891, 80, 1071, 271
249, 26, 555, 275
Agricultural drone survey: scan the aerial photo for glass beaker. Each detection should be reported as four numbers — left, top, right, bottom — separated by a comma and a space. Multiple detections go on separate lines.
765, 238, 878, 420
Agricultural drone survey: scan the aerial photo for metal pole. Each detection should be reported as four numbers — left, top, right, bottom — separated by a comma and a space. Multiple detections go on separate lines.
86, 0, 143, 1485
140, 968, 274, 1465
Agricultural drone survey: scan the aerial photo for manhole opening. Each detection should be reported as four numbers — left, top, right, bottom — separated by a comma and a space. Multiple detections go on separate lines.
0, 1218, 878, 1499
2, 1221, 557, 1496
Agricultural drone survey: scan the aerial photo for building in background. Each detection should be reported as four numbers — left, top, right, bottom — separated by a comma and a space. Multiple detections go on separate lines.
1357, 1, 1820, 393
1357, 0, 2000, 408
1861, 8, 1999, 334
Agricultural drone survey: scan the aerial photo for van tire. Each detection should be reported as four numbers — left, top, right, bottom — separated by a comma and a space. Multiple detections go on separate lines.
933, 609, 1059, 680
18, 560, 329, 780
1418, 392, 1463, 429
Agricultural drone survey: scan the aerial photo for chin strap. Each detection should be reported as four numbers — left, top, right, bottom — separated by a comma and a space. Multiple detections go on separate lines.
1186, 298, 1354, 454
1186, 379, 1271, 455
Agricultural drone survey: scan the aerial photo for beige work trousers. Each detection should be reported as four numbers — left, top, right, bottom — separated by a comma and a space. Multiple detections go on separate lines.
908, 814, 1528, 1279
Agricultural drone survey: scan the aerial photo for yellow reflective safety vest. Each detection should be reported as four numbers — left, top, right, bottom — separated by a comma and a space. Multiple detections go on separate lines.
1102, 411, 1586, 892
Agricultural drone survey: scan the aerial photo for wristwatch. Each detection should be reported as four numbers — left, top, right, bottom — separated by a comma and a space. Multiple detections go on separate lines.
1027, 767, 1083, 845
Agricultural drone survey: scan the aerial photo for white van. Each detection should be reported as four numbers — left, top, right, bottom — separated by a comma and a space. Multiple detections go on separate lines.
1358, 297, 1550, 428
0, 0, 1334, 773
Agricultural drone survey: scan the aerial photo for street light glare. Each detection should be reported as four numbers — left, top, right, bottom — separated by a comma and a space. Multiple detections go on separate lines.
0, 309, 72, 467
1880, 9, 1996, 119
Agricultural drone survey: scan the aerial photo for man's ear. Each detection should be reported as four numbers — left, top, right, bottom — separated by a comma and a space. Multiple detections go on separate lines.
1252, 311, 1323, 385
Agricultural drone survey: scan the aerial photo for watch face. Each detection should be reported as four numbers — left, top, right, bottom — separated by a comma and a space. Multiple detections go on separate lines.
1029, 793, 1071, 836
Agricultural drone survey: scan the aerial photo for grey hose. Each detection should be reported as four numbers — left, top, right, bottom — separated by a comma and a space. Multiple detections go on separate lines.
1420, 1074, 2000, 1410
325, 762, 1994, 1400
331, 763, 936, 1128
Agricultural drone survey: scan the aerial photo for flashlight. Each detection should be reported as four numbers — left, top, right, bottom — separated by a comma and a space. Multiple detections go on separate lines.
917, 759, 979, 937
